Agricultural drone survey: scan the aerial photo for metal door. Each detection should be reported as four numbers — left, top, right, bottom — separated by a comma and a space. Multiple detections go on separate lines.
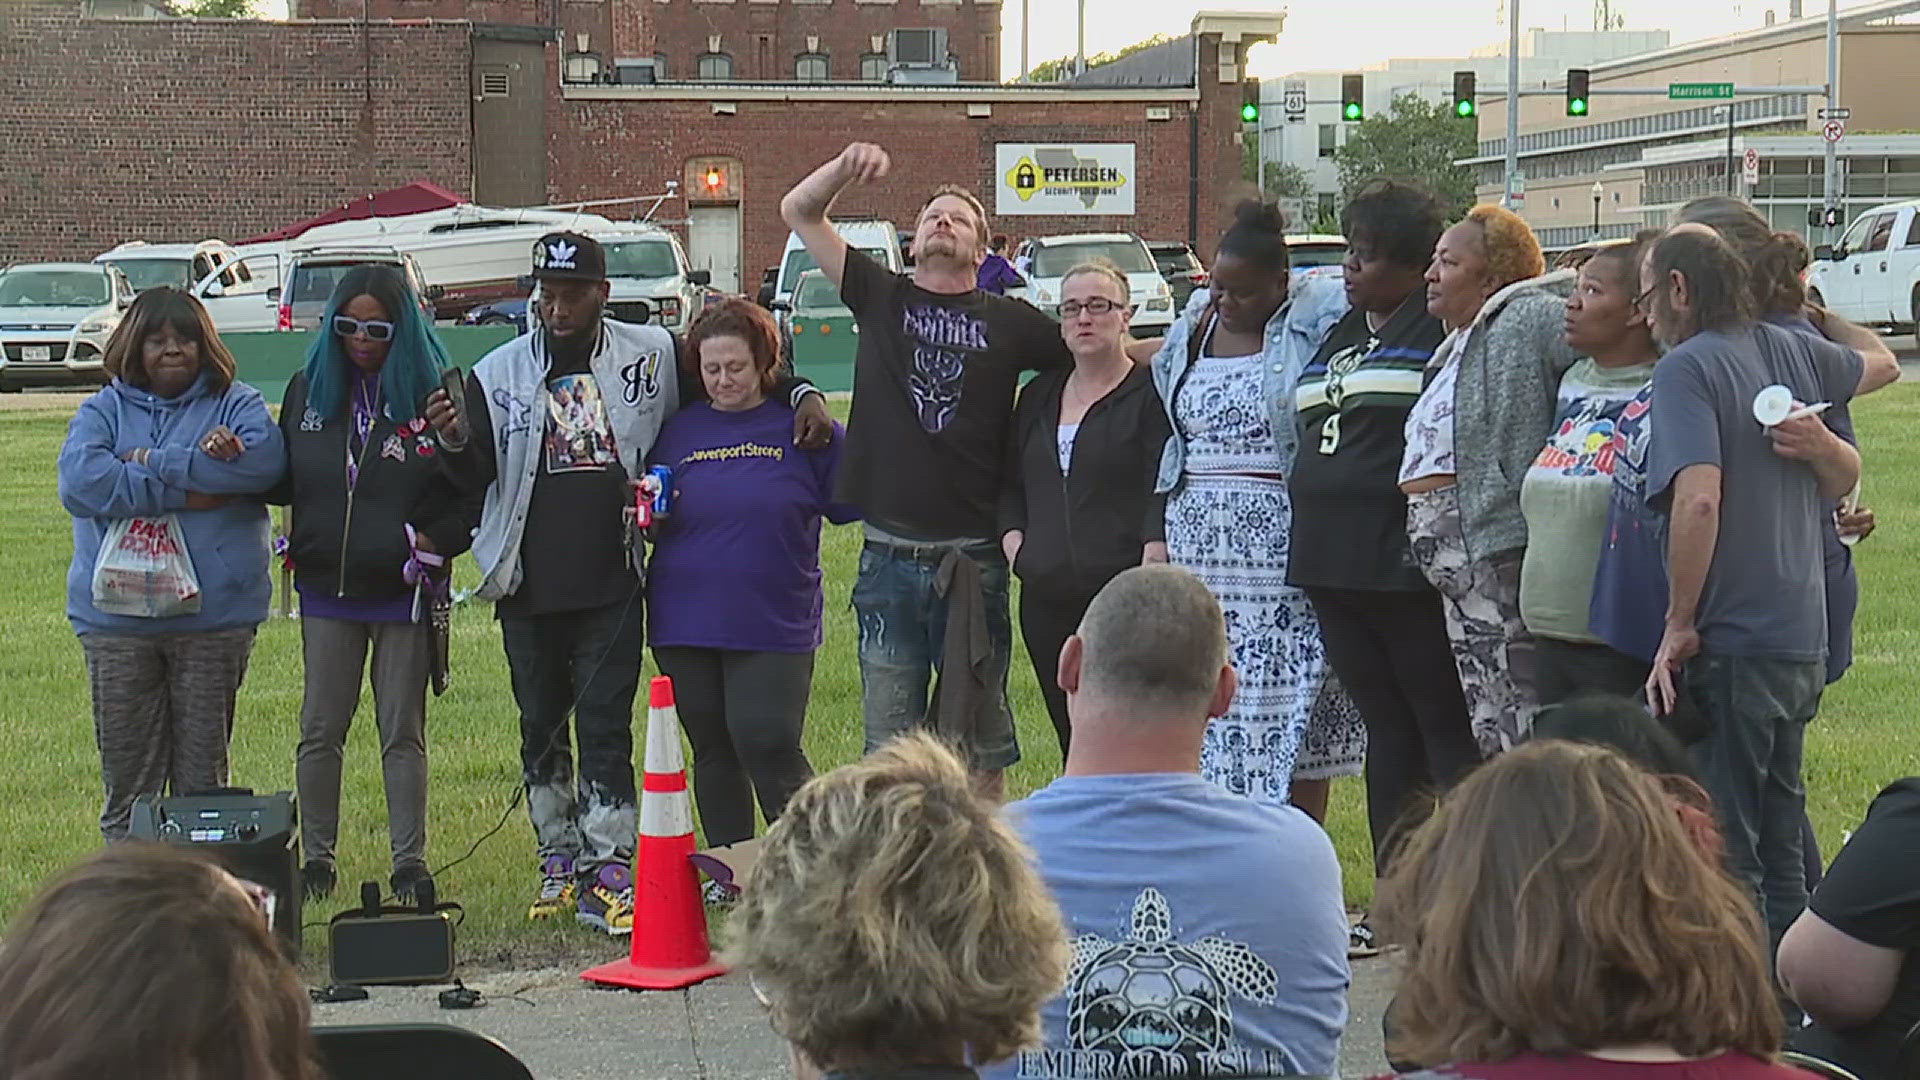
687, 207, 742, 294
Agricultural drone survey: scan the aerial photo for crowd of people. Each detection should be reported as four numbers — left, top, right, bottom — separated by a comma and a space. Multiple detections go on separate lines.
37, 135, 1920, 1078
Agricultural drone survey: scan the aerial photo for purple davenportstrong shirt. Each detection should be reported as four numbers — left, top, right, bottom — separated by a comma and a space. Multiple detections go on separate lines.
645, 399, 858, 653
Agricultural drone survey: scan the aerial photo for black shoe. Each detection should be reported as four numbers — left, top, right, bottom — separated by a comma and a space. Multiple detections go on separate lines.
302, 859, 337, 901
390, 861, 433, 906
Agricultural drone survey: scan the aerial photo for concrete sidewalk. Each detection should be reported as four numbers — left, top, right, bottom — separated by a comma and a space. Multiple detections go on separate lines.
313, 954, 1398, 1079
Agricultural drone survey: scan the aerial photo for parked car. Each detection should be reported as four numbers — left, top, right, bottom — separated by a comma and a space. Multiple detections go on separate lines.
775, 269, 858, 381
773, 219, 902, 310
589, 226, 711, 334
94, 239, 284, 333
1013, 233, 1176, 336
1807, 198, 1920, 345
460, 297, 530, 332
1147, 241, 1208, 310
275, 246, 439, 331
0, 262, 133, 390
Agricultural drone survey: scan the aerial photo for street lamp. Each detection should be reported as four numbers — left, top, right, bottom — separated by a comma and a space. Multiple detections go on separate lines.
1590, 181, 1603, 241
1713, 105, 1736, 194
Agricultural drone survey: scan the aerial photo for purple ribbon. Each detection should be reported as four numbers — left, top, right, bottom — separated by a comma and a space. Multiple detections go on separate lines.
403, 524, 450, 622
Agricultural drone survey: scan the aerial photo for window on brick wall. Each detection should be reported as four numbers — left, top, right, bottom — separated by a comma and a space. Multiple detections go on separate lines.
795, 53, 829, 81
860, 52, 888, 81
654, 53, 669, 80
697, 52, 734, 80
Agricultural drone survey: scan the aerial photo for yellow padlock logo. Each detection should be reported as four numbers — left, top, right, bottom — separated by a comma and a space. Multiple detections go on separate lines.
1006, 156, 1043, 201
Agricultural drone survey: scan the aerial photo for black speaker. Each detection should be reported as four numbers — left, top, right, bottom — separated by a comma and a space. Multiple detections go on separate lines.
129, 789, 302, 960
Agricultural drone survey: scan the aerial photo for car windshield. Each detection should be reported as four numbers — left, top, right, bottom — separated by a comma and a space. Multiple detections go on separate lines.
289, 260, 403, 305
1032, 241, 1154, 278
1288, 242, 1347, 269
783, 247, 890, 290
604, 241, 680, 279
0, 269, 111, 308
108, 259, 193, 292
794, 275, 847, 312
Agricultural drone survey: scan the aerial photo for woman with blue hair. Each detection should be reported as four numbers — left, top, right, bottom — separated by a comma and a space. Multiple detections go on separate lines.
267, 264, 477, 903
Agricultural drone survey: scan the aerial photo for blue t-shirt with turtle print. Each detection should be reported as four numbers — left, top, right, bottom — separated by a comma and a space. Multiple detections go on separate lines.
983, 773, 1349, 1079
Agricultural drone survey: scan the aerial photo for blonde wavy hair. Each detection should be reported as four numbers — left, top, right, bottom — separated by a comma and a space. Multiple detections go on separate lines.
1376, 740, 1782, 1067
1464, 203, 1547, 289
726, 733, 1069, 1069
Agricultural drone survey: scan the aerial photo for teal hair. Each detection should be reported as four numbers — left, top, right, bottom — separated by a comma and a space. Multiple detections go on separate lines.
300, 264, 447, 423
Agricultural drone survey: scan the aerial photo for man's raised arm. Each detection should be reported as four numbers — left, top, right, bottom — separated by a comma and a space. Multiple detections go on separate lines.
779, 142, 891, 290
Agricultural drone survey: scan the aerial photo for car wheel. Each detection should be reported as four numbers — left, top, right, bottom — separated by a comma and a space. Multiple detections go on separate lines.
479, 315, 512, 327
1807, 287, 1824, 308
0, 382, 20, 394
1911, 288, 1919, 350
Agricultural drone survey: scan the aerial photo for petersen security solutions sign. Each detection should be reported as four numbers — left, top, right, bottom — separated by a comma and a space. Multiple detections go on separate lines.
995, 143, 1136, 216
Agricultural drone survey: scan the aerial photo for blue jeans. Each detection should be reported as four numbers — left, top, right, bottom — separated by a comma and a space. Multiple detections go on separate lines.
1685, 651, 1825, 946
499, 593, 645, 876
852, 539, 1019, 771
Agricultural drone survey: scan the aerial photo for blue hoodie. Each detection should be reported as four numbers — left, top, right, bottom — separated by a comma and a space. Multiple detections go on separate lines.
59, 374, 287, 636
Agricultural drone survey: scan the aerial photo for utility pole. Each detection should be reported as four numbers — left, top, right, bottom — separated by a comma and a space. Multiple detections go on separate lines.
1076, 0, 1087, 77
1822, 0, 1839, 244
1503, 0, 1521, 210
1020, 0, 1029, 80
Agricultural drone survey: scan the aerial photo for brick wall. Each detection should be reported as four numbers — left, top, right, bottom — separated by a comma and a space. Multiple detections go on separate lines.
646, 0, 999, 83
298, 0, 998, 82
0, 4, 473, 263
551, 25, 1252, 281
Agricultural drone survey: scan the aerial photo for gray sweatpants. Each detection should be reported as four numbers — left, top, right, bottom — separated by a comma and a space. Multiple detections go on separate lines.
81, 627, 257, 841
295, 616, 430, 870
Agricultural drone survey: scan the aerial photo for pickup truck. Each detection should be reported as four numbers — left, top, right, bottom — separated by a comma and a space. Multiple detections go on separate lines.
1807, 198, 1920, 348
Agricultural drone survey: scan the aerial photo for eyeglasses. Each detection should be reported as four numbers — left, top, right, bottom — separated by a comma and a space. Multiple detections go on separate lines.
1058, 298, 1126, 318
1631, 282, 1662, 311
332, 315, 396, 342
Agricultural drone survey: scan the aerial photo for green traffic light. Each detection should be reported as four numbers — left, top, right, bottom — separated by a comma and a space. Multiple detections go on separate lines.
1343, 103, 1362, 120
1241, 102, 1258, 122
1568, 98, 1588, 116
1455, 99, 1475, 118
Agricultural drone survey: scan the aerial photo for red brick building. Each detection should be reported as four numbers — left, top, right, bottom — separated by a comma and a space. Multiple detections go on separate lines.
2, 2, 1280, 290
290, 0, 1002, 83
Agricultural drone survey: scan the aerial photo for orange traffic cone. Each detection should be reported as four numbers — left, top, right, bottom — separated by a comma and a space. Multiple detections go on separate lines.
581, 675, 728, 990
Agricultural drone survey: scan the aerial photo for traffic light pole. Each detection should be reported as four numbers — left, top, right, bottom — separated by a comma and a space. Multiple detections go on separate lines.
1823, 0, 1839, 245
1503, 0, 1520, 210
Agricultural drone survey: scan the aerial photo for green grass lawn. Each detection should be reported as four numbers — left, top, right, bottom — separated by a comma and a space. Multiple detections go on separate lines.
3, 389, 1918, 972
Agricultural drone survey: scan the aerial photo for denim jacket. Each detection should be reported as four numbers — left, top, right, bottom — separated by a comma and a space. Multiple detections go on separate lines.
1151, 273, 1350, 495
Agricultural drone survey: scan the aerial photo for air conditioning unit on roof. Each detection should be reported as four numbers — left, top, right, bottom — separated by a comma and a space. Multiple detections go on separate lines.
889, 28, 948, 69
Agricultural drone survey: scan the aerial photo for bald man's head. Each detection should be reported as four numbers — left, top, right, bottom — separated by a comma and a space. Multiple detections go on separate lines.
1073, 565, 1230, 719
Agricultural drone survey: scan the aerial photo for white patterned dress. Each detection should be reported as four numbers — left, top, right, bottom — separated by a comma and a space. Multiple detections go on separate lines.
1168, 350, 1366, 805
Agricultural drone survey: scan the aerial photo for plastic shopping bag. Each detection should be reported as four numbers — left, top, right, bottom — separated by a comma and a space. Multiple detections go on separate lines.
91, 516, 203, 618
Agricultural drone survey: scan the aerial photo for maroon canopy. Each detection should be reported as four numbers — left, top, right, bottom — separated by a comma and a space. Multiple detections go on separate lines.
241, 181, 464, 244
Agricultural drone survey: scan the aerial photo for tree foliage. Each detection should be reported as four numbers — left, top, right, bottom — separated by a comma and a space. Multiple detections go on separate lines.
1025, 33, 1174, 83
1333, 92, 1479, 216
168, 0, 260, 16
1262, 160, 1315, 200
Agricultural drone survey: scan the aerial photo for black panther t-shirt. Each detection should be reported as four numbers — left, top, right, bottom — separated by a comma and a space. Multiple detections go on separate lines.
1794, 778, 1920, 1080
837, 249, 1069, 541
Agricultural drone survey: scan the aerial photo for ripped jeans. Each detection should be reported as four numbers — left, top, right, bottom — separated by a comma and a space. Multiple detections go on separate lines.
499, 595, 644, 877
852, 536, 1019, 771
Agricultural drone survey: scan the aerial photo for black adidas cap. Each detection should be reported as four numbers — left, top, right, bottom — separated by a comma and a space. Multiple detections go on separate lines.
530, 231, 606, 282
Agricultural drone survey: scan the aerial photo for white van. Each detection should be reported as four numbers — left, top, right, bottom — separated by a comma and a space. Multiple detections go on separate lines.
94, 240, 284, 334
1807, 198, 1920, 344
1015, 233, 1176, 337
772, 219, 903, 310
0, 262, 134, 390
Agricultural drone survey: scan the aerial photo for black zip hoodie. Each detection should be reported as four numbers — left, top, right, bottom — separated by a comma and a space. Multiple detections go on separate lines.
997, 362, 1170, 603
266, 371, 479, 600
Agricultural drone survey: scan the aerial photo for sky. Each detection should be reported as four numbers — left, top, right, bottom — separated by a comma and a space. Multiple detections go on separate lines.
999, 0, 1892, 79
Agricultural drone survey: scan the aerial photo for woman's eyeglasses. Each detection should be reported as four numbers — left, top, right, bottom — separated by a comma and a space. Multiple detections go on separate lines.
1058, 298, 1125, 318
332, 315, 396, 342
